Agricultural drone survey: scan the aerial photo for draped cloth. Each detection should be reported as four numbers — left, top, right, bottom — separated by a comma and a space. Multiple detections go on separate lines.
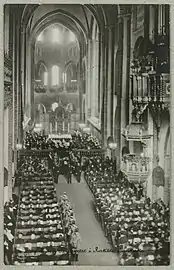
152, 166, 164, 187
152, 185, 164, 201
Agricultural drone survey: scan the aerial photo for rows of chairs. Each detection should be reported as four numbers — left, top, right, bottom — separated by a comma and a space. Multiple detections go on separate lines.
4, 197, 18, 264
13, 173, 70, 265
84, 160, 170, 266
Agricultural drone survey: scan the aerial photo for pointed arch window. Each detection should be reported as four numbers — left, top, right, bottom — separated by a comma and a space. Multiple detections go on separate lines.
62, 72, 67, 83
44, 72, 48, 86
52, 65, 60, 86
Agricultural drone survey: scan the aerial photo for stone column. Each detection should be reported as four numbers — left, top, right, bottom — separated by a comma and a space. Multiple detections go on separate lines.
26, 37, 32, 119
31, 43, 35, 121
95, 38, 99, 117
12, 10, 18, 173
79, 44, 83, 121
120, 16, 129, 154
106, 26, 116, 140
114, 17, 124, 171
103, 28, 109, 148
0, 4, 4, 204
86, 39, 92, 120
91, 40, 95, 117
100, 32, 105, 147
146, 112, 154, 199
8, 103, 13, 199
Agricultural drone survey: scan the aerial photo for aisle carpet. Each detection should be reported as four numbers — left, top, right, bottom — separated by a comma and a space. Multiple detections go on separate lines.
55, 175, 119, 266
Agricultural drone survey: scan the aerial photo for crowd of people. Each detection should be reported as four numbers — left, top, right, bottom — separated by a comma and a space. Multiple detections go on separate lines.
5, 129, 170, 266
59, 193, 81, 262
71, 130, 101, 150
7, 157, 81, 265
23, 130, 101, 151
84, 158, 170, 266
4, 198, 18, 264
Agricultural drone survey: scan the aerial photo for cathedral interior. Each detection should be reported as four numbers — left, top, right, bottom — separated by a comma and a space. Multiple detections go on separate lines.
3, 4, 170, 266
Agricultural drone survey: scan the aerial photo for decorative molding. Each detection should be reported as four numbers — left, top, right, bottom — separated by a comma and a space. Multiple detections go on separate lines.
122, 123, 153, 142
88, 116, 101, 131
121, 154, 150, 184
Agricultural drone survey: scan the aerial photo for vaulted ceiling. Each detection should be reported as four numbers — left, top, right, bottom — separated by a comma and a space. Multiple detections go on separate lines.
20, 4, 126, 46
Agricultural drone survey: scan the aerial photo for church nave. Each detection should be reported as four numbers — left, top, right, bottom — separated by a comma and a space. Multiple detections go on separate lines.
56, 175, 119, 265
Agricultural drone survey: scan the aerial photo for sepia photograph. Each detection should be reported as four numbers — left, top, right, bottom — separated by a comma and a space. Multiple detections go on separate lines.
3, 3, 170, 266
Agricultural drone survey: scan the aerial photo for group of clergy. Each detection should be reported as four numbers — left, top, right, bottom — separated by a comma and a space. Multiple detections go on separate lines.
59, 193, 81, 262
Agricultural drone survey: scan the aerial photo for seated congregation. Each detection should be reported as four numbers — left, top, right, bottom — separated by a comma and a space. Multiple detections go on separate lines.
5, 158, 80, 265
4, 131, 170, 266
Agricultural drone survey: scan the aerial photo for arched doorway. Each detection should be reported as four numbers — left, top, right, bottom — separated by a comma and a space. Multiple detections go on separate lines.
164, 127, 171, 205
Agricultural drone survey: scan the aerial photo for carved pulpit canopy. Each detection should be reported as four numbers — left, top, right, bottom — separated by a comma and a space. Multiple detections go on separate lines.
122, 123, 153, 142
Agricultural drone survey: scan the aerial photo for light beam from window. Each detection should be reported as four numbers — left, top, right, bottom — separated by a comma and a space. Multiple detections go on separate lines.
52, 65, 59, 86
62, 72, 67, 83
52, 28, 60, 43
69, 31, 76, 43
44, 72, 48, 86
37, 32, 43, 42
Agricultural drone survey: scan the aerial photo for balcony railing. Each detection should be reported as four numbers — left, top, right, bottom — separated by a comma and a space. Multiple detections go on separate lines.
131, 73, 170, 106
121, 154, 150, 183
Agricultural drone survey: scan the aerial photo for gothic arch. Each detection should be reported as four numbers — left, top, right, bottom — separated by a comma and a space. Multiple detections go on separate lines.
36, 103, 46, 114
133, 36, 145, 58
30, 9, 88, 46
35, 60, 48, 80
164, 126, 170, 156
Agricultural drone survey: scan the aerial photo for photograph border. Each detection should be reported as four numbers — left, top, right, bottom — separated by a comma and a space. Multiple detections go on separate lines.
0, 1, 174, 269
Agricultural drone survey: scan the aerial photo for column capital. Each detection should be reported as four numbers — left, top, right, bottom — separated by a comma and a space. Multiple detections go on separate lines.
105, 24, 118, 30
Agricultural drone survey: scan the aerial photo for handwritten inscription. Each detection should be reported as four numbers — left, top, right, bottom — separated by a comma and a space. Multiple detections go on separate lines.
76, 247, 115, 253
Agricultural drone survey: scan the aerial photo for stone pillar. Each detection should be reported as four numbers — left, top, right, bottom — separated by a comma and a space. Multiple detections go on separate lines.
95, 38, 99, 117
86, 40, 92, 120
114, 18, 124, 170
4, 108, 8, 202
91, 40, 96, 117
98, 32, 101, 118
0, 4, 4, 204
16, 18, 23, 144
26, 39, 32, 119
120, 16, 129, 154
106, 26, 116, 140
146, 112, 154, 199
103, 28, 109, 148
31, 44, 35, 121
79, 44, 83, 121
100, 31, 106, 147
12, 11, 18, 173
8, 103, 13, 199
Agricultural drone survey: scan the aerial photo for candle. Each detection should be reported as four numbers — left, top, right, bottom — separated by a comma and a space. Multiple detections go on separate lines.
50, 123, 52, 134
55, 122, 58, 133
68, 123, 70, 133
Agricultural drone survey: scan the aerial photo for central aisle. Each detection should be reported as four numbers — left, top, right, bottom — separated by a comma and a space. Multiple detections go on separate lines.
55, 175, 119, 266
